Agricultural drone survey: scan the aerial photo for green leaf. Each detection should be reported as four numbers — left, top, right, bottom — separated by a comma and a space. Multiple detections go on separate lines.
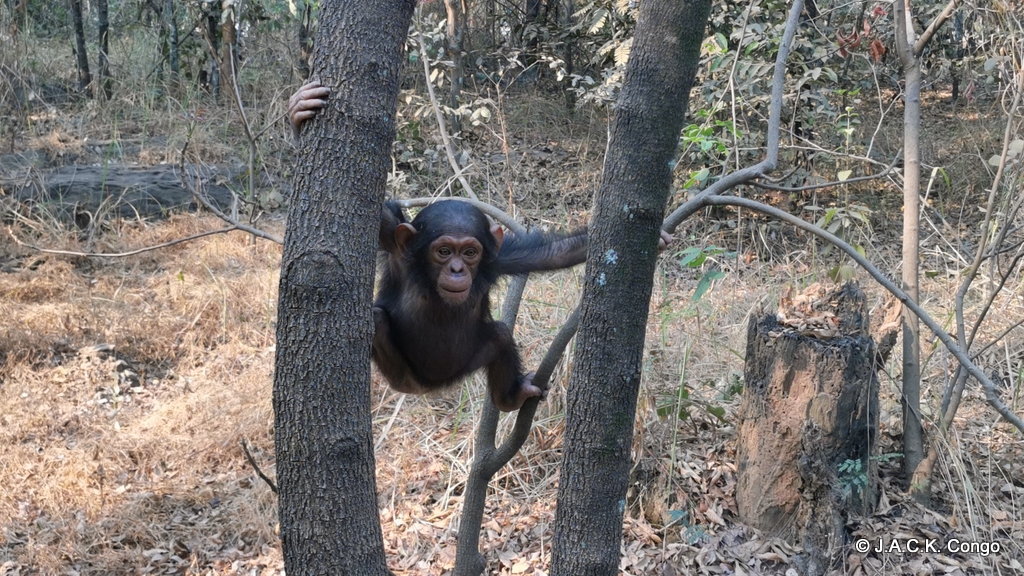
704, 405, 727, 422
678, 246, 703, 267
692, 269, 725, 302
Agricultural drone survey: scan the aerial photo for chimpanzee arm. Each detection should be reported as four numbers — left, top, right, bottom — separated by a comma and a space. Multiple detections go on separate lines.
371, 307, 428, 394
378, 200, 407, 254
492, 228, 588, 275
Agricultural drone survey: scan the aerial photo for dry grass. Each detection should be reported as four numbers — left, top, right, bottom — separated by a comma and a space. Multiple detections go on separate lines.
5, 208, 1019, 575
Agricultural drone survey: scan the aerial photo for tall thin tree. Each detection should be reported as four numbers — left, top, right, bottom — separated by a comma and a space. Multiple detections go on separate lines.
894, 0, 959, 500
272, 1, 416, 573
70, 0, 91, 92
549, 0, 711, 574
96, 0, 111, 99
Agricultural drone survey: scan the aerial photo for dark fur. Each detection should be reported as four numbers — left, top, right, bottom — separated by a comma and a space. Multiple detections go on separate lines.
372, 200, 586, 410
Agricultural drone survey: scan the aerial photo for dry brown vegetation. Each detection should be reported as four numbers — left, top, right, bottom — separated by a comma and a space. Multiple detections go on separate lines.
3, 18, 1024, 576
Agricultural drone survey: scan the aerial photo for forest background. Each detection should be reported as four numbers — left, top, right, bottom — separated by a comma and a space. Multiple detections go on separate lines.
1, 0, 1022, 574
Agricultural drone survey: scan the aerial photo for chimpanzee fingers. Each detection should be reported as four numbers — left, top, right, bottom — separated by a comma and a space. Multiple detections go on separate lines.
658, 230, 674, 252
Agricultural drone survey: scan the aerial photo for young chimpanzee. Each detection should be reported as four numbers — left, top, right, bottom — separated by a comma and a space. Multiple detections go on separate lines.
287, 82, 669, 410
373, 200, 587, 411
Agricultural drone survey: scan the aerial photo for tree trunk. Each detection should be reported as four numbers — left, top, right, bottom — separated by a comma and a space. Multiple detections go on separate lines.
895, 0, 925, 498
549, 0, 711, 574
736, 283, 878, 576
297, 0, 313, 79
70, 0, 92, 93
97, 0, 112, 99
221, 0, 236, 97
205, 1, 221, 97
165, 0, 179, 78
272, 1, 415, 574
561, 0, 576, 109
443, 0, 465, 133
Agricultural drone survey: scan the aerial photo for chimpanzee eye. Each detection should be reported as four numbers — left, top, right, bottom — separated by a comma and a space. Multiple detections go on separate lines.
438, 247, 452, 257
464, 248, 478, 258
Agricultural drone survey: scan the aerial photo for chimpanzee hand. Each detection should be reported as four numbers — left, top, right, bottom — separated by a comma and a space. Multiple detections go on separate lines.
658, 230, 673, 252
288, 80, 330, 141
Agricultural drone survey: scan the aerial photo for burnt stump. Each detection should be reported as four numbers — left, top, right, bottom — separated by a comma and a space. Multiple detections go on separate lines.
736, 282, 879, 576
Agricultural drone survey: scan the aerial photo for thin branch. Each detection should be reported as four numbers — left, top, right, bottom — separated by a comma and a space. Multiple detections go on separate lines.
971, 317, 1024, 361
663, 0, 804, 232
177, 141, 284, 244
397, 196, 524, 233
6, 225, 239, 258
240, 439, 278, 493
942, 72, 1024, 427
693, 194, 1024, 434
914, 0, 960, 56
751, 153, 900, 193
415, 27, 479, 201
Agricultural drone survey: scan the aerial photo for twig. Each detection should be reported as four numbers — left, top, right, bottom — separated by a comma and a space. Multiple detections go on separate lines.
177, 140, 284, 244
6, 225, 239, 258
942, 72, 1024, 427
415, 27, 479, 201
240, 439, 278, 493
914, 0, 960, 55
751, 153, 901, 193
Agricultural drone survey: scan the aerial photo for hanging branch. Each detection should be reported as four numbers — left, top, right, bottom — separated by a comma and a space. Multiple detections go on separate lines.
415, 24, 480, 201
177, 140, 283, 244
6, 225, 239, 258
663, 0, 805, 232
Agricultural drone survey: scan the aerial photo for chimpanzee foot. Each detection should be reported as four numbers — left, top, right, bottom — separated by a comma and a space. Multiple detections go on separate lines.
496, 372, 545, 412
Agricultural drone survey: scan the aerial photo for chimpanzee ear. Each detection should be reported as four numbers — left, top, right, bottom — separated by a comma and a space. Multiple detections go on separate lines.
490, 225, 504, 251
395, 223, 417, 251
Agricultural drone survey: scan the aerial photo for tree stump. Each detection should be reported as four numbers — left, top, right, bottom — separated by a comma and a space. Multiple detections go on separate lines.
736, 282, 878, 576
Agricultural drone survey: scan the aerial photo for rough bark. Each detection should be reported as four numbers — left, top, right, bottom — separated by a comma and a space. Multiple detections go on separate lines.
297, 0, 313, 79
549, 0, 711, 574
97, 0, 112, 99
736, 283, 878, 576
204, 0, 221, 97
70, 0, 91, 93
272, 1, 416, 573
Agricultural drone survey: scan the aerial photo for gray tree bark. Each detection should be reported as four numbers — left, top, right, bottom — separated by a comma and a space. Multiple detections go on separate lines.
549, 0, 711, 574
272, 1, 416, 573
70, 0, 91, 92
97, 0, 111, 99
895, 0, 924, 493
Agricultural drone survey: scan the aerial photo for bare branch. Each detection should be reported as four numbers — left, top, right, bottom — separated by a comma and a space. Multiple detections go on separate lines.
240, 439, 278, 493
914, 0, 960, 56
6, 225, 239, 258
663, 0, 805, 232
751, 153, 900, 193
416, 28, 479, 201
397, 196, 526, 234
177, 141, 284, 244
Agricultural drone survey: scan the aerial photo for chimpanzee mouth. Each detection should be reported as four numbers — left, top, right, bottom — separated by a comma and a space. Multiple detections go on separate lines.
439, 286, 470, 300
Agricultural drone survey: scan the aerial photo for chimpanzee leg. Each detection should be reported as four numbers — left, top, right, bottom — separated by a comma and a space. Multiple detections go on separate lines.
372, 307, 427, 394
485, 322, 544, 411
